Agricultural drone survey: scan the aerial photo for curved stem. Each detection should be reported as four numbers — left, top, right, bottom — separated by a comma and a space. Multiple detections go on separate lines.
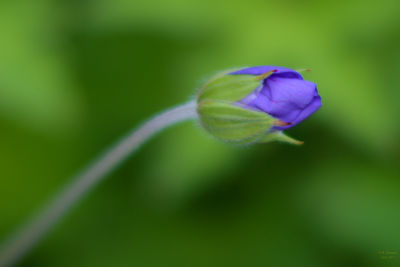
0, 100, 198, 267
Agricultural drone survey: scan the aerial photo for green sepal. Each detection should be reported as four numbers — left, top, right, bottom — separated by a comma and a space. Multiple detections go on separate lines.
197, 69, 262, 102
258, 131, 304, 145
197, 100, 275, 144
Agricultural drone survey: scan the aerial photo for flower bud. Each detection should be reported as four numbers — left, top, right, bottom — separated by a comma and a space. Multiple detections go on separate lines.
196, 66, 321, 145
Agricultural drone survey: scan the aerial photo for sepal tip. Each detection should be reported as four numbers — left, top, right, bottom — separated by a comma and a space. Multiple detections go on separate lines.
258, 131, 304, 145
257, 69, 278, 80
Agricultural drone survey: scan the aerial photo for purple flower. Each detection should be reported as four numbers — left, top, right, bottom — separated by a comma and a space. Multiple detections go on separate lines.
231, 66, 322, 130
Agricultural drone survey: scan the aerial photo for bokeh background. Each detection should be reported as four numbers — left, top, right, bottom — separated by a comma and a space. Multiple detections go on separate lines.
1, 0, 400, 266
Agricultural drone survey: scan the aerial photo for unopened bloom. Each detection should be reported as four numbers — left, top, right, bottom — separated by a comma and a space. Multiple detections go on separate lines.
197, 66, 321, 144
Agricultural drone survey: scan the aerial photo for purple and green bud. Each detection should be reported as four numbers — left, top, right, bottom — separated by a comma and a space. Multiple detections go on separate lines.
196, 66, 322, 145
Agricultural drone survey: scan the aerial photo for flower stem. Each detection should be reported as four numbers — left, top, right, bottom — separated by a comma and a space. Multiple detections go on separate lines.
0, 100, 198, 267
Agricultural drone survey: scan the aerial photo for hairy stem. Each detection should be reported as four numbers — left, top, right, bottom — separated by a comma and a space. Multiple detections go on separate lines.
0, 100, 198, 267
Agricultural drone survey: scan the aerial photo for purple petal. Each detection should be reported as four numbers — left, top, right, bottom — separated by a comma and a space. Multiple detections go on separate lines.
233, 66, 322, 130
273, 95, 322, 131
230, 66, 303, 80
249, 93, 302, 122
263, 77, 316, 109
294, 94, 322, 124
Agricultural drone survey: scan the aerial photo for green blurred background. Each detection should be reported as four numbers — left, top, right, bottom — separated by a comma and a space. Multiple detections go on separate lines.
1, 0, 400, 266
